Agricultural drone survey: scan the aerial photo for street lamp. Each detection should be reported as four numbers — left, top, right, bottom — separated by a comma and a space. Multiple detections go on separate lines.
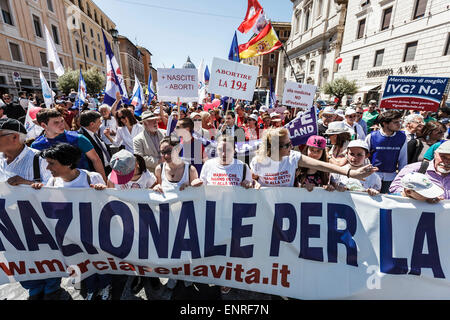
109, 28, 119, 42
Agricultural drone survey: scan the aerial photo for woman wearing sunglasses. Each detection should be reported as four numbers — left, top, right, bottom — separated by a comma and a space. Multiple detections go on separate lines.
152, 136, 202, 193
250, 127, 378, 187
104, 107, 143, 153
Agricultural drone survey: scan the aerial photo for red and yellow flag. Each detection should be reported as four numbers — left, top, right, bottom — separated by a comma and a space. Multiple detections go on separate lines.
238, 22, 282, 59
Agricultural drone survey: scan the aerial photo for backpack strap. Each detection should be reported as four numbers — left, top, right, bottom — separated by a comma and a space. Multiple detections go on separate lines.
33, 153, 41, 182
418, 160, 429, 174
85, 171, 92, 185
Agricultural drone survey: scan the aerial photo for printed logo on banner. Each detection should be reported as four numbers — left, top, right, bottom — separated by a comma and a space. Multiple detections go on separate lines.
157, 68, 198, 103
208, 57, 258, 101
380, 76, 449, 112
285, 107, 318, 146
282, 81, 317, 109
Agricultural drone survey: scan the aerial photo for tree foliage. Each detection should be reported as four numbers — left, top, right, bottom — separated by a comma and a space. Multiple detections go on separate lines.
322, 77, 359, 106
57, 67, 105, 95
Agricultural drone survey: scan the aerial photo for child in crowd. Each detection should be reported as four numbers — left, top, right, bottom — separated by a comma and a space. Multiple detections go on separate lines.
331, 140, 381, 196
295, 135, 345, 192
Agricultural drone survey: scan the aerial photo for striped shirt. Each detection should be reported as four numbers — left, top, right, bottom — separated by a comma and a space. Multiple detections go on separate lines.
0, 146, 51, 183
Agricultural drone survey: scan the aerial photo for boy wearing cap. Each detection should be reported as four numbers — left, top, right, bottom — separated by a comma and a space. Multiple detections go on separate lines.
389, 140, 450, 199
331, 140, 381, 196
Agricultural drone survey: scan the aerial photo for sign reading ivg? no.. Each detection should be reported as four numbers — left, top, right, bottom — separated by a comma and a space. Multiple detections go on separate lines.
380, 76, 449, 112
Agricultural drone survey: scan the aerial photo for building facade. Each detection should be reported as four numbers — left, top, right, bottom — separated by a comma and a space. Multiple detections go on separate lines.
0, 0, 120, 97
276, 0, 348, 101
242, 22, 291, 91
118, 35, 145, 93
64, 0, 119, 76
0, 0, 73, 95
334, 0, 450, 104
137, 45, 157, 91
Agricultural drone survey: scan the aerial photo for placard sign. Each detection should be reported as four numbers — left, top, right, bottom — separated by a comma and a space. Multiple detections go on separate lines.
380, 76, 449, 112
282, 81, 316, 109
208, 57, 258, 101
157, 68, 198, 102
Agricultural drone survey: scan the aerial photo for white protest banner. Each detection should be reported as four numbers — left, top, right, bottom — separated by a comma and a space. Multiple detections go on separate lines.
208, 57, 258, 101
157, 68, 198, 102
1, 183, 450, 300
282, 81, 316, 109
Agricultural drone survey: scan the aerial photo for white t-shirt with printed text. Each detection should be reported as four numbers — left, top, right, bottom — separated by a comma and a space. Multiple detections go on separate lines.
250, 151, 302, 187
200, 158, 252, 186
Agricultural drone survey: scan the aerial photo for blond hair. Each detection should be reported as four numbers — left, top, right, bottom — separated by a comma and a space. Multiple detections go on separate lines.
255, 127, 290, 163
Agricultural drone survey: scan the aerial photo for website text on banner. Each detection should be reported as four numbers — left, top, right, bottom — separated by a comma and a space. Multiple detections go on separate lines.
282, 81, 317, 110
0, 184, 450, 300
157, 68, 198, 103
208, 57, 258, 101
380, 76, 449, 112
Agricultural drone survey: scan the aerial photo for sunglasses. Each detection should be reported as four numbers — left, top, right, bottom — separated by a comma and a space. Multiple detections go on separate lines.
193, 119, 202, 122
280, 142, 292, 149
161, 148, 173, 155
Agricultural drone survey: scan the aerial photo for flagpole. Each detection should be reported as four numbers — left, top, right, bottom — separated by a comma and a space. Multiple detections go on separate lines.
48, 61, 54, 107
280, 44, 300, 83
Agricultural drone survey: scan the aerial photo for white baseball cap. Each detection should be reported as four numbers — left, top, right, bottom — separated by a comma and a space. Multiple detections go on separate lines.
260, 106, 268, 112
249, 114, 259, 122
401, 172, 444, 199
335, 109, 345, 118
345, 108, 357, 116
190, 112, 201, 119
436, 141, 450, 154
347, 139, 369, 152
322, 106, 335, 115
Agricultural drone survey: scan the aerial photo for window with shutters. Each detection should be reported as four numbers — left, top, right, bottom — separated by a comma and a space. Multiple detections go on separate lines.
76, 40, 80, 54
373, 49, 384, 67
0, 0, 13, 25
403, 41, 418, 62
85, 45, 89, 58
381, 7, 392, 31
352, 55, 360, 70
33, 15, 42, 38
413, 0, 427, 20
357, 19, 365, 39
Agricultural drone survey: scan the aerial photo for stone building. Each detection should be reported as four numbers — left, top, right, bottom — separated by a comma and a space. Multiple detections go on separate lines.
118, 35, 145, 93
0, 0, 120, 96
334, 0, 450, 104
0, 0, 73, 95
64, 0, 118, 75
276, 0, 348, 101
137, 45, 157, 91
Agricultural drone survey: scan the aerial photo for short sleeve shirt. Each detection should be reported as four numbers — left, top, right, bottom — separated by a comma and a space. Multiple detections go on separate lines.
200, 158, 252, 186
250, 151, 302, 187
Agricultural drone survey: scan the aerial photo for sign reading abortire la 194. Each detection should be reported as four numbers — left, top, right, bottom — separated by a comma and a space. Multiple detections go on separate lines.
209, 57, 258, 101
380, 76, 449, 112
282, 81, 317, 110
157, 68, 198, 103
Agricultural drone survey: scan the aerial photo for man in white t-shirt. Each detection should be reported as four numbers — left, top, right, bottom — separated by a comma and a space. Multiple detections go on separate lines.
201, 135, 255, 188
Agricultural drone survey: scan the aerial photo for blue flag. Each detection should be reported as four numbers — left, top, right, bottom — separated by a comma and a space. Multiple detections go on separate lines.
228, 31, 240, 62
269, 77, 276, 108
204, 65, 210, 82
147, 72, 155, 101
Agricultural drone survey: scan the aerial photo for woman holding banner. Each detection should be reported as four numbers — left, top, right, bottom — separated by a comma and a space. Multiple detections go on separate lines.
250, 127, 378, 188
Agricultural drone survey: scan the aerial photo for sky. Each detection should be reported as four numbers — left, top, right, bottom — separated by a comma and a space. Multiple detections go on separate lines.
92, 0, 293, 70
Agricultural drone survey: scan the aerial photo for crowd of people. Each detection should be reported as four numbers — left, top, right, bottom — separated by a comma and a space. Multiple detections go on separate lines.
0, 89, 449, 300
